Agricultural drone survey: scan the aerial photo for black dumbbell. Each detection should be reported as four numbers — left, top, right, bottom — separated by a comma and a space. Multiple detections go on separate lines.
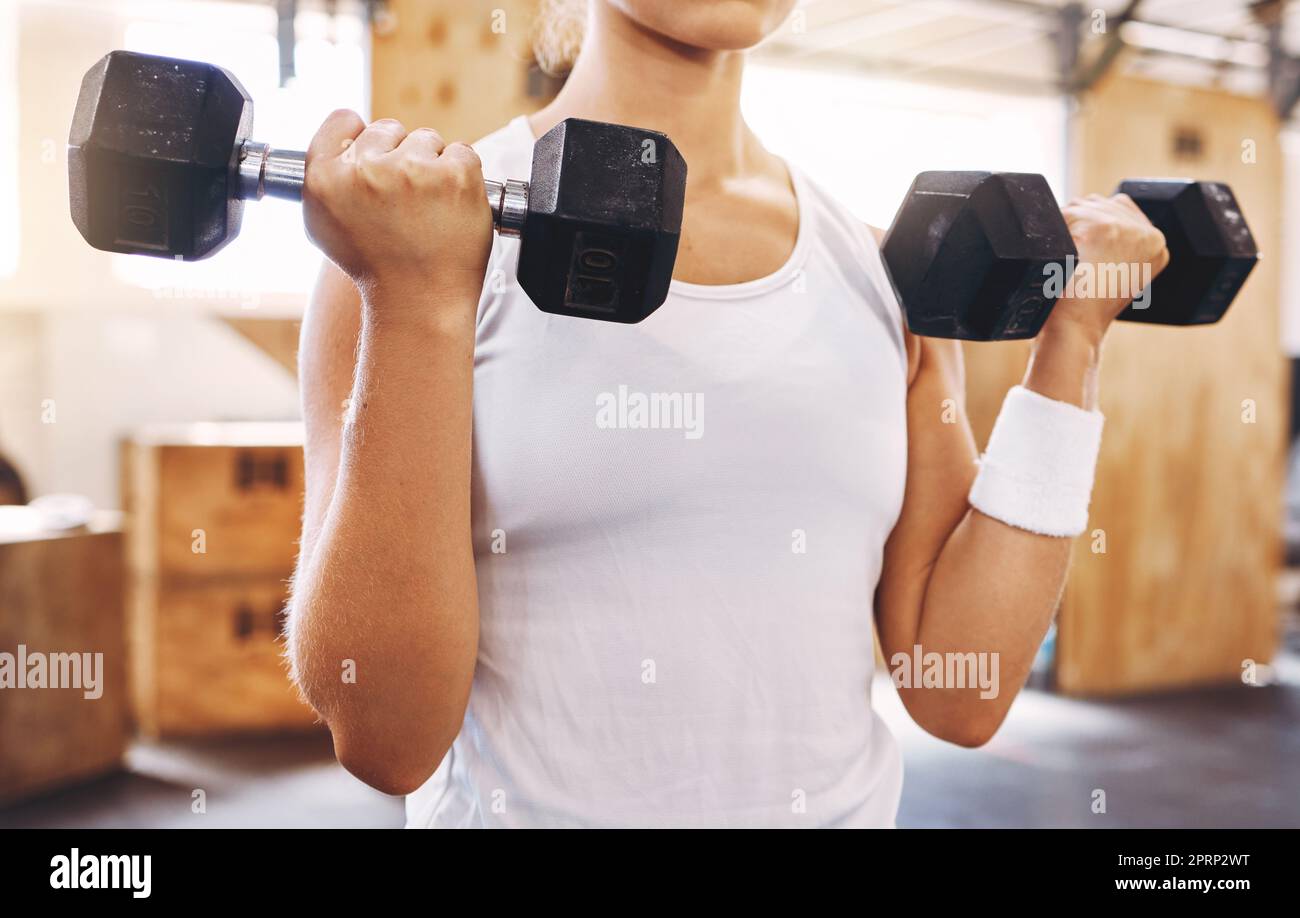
67, 51, 687, 324
1113, 179, 1258, 326
880, 171, 1260, 341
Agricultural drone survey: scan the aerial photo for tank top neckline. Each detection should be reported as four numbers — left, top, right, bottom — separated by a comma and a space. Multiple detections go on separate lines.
505, 115, 814, 303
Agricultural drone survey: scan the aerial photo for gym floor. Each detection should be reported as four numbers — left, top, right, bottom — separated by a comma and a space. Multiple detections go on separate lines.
6, 617, 1296, 830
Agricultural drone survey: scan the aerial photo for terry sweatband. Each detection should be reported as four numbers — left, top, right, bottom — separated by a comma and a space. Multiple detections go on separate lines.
968, 385, 1104, 538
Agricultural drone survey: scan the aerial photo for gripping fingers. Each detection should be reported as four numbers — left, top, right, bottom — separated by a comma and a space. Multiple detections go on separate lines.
440, 141, 481, 168
1111, 192, 1146, 218
307, 109, 366, 167
438, 142, 485, 190
391, 129, 448, 187
350, 118, 409, 162
396, 127, 447, 157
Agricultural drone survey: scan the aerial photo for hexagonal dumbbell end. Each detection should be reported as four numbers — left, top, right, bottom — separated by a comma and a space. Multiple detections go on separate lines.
519, 118, 686, 324
881, 172, 1077, 341
1116, 179, 1259, 326
68, 51, 254, 260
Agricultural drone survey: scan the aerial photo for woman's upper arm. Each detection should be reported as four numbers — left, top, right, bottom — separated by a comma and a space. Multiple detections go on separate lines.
297, 260, 362, 569
867, 224, 980, 650
867, 224, 921, 387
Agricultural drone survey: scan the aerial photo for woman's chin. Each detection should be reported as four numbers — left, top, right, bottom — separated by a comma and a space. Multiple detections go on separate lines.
616, 0, 797, 53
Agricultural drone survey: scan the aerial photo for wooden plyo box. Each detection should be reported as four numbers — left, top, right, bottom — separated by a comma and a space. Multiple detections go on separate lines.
120, 423, 318, 737
0, 516, 129, 804
122, 423, 307, 579
128, 577, 314, 736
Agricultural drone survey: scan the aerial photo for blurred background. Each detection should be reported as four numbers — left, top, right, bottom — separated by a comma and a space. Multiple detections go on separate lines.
0, 0, 1297, 828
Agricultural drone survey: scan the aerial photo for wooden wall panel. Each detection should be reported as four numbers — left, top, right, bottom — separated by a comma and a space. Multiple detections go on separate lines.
1051, 73, 1286, 694
371, 0, 548, 144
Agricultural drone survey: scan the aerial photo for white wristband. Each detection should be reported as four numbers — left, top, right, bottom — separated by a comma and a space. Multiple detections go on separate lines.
968, 385, 1104, 538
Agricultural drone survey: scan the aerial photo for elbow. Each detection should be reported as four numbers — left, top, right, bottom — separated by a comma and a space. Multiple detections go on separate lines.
937, 706, 1007, 748
905, 694, 1008, 749
288, 632, 461, 795
285, 593, 475, 795
938, 718, 1001, 749
332, 723, 454, 796
337, 752, 438, 798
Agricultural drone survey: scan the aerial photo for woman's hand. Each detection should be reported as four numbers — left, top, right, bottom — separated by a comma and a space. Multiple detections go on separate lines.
1045, 193, 1171, 346
302, 110, 493, 323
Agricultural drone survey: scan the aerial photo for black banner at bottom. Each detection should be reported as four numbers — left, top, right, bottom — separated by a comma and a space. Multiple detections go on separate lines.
0, 828, 1287, 903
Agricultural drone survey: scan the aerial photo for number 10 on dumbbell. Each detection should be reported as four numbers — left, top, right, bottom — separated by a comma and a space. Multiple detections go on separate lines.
68, 51, 686, 324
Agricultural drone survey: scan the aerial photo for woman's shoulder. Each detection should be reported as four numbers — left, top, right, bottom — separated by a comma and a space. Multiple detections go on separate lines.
779, 161, 912, 368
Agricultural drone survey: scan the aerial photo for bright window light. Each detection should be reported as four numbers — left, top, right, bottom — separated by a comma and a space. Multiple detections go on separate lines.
112, 1, 368, 305
0, 0, 17, 279
743, 64, 1068, 229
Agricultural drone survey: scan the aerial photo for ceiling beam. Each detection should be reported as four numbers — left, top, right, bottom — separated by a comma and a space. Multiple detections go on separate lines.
1267, 16, 1300, 118
276, 0, 297, 85
1055, 2, 1086, 91
1069, 0, 1146, 91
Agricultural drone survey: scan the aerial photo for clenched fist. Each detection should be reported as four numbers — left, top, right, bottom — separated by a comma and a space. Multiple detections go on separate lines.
1047, 193, 1172, 344
302, 110, 493, 321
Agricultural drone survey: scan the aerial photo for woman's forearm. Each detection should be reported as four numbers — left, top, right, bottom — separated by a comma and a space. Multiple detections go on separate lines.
899, 323, 1103, 744
291, 294, 479, 792
1023, 319, 1103, 411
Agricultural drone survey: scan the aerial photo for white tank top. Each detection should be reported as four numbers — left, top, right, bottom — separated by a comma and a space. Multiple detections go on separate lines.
406, 116, 909, 827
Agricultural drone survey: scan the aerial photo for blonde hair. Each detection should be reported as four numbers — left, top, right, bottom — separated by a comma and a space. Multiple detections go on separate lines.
532, 0, 587, 77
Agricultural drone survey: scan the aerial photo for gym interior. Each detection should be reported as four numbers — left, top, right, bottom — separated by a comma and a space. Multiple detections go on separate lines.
0, 0, 1297, 831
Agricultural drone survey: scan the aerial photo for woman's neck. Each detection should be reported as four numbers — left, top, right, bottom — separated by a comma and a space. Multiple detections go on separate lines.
528, 2, 761, 188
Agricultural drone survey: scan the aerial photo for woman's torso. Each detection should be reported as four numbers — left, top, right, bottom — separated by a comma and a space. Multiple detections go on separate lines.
406, 116, 909, 827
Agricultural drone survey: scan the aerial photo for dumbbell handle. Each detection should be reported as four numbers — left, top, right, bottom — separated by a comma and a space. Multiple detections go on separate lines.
236, 140, 529, 238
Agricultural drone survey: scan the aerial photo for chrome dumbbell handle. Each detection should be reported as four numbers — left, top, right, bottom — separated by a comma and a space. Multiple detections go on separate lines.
237, 142, 305, 201
484, 178, 529, 238
236, 141, 528, 236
